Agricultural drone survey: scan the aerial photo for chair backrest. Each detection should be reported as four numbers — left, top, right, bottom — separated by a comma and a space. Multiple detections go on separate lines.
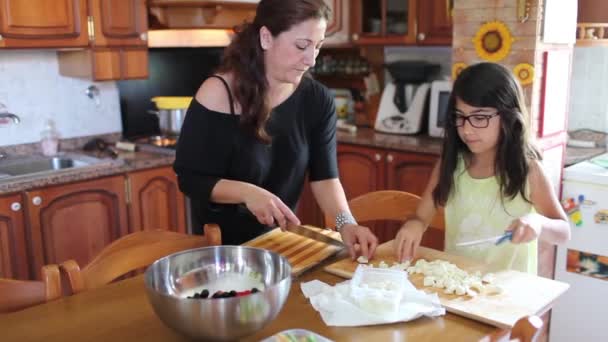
0, 264, 62, 313
479, 315, 544, 342
60, 224, 222, 294
324, 190, 445, 230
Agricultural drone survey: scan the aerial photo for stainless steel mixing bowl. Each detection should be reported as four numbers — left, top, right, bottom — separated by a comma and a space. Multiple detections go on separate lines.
144, 246, 292, 341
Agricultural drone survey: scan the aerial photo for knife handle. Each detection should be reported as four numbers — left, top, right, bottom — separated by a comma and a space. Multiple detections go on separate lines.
495, 231, 513, 245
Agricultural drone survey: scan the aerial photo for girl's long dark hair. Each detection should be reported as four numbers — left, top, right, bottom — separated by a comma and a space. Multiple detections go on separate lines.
217, 0, 330, 143
433, 62, 541, 207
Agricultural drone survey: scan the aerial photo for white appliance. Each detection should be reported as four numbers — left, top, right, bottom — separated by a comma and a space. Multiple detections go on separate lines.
374, 82, 430, 134
428, 80, 452, 138
550, 157, 608, 342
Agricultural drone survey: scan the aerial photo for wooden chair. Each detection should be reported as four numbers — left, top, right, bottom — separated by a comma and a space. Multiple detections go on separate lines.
0, 264, 62, 313
325, 190, 445, 247
60, 224, 222, 294
480, 315, 544, 342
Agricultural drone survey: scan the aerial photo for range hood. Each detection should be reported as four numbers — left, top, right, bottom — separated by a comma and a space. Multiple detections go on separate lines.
148, 0, 258, 47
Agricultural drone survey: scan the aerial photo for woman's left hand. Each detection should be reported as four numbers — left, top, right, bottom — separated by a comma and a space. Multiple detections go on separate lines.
339, 224, 378, 260
506, 213, 544, 243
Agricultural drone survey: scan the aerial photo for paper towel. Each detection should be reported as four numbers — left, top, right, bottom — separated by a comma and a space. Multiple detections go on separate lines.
301, 279, 445, 327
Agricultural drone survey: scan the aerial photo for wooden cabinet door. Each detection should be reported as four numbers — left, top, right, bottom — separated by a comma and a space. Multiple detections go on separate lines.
386, 151, 443, 249
25, 176, 128, 278
121, 48, 148, 79
416, 0, 452, 45
127, 167, 186, 234
324, 0, 342, 37
88, 0, 147, 47
337, 144, 385, 234
0, 194, 29, 280
0, 0, 88, 48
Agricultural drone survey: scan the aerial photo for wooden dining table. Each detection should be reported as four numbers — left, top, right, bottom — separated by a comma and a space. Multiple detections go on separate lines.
0, 254, 498, 342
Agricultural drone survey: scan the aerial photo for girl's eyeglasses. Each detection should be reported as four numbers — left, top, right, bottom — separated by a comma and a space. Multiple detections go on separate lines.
451, 112, 500, 128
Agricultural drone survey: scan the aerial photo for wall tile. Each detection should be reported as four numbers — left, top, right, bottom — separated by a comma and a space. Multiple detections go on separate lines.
0, 50, 121, 147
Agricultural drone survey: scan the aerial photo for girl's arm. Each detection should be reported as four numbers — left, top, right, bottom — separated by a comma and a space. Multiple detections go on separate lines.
310, 178, 378, 260
395, 161, 441, 261
508, 160, 571, 244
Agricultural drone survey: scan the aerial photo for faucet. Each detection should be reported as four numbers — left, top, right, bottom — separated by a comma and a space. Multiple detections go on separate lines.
0, 112, 20, 124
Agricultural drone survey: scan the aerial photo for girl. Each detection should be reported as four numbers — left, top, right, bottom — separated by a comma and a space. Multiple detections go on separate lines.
394, 62, 570, 273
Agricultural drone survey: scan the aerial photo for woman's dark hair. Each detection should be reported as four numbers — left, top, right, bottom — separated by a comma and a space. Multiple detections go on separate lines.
433, 62, 541, 207
217, 0, 331, 143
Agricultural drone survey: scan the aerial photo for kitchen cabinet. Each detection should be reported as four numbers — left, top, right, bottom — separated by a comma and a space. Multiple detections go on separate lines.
0, 193, 29, 280
25, 175, 129, 279
297, 143, 441, 247
350, 0, 452, 45
416, 0, 453, 45
58, 47, 148, 81
127, 166, 186, 234
0, 0, 89, 48
58, 0, 148, 80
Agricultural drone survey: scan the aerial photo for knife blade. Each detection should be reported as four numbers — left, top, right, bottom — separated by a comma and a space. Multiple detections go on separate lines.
285, 225, 345, 248
454, 231, 513, 247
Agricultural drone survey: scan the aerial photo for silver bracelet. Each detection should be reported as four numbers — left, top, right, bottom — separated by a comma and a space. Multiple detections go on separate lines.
335, 211, 357, 232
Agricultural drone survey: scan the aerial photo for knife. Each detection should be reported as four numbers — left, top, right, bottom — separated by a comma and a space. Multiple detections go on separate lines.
285, 225, 345, 248
454, 231, 513, 247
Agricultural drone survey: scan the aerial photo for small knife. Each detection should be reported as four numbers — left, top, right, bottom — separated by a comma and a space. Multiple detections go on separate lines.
454, 231, 513, 247
285, 225, 345, 248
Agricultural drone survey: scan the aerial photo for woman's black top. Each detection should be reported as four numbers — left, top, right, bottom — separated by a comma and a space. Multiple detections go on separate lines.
173, 76, 338, 245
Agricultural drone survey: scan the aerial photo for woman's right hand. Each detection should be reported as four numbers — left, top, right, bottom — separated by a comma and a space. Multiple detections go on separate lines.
394, 219, 426, 262
243, 185, 300, 230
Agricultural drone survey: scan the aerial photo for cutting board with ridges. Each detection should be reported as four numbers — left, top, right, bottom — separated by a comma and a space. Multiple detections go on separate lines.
325, 240, 570, 329
245, 226, 343, 276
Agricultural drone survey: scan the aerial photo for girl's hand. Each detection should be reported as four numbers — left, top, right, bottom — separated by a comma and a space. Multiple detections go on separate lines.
506, 213, 543, 243
394, 220, 426, 262
339, 224, 378, 260
243, 186, 300, 230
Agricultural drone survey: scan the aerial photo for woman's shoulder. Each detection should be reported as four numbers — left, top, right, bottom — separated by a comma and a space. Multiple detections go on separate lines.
300, 76, 333, 100
195, 73, 239, 115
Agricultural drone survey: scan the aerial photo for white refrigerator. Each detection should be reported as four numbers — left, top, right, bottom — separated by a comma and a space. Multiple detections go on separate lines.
550, 157, 608, 342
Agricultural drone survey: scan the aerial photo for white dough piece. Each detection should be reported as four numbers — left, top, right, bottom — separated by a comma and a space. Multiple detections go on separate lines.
356, 255, 369, 264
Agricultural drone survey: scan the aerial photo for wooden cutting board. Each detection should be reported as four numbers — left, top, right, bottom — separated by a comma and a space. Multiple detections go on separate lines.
245, 226, 343, 276
324, 240, 569, 329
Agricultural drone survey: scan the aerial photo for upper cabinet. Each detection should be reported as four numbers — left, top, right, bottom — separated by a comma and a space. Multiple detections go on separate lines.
0, 0, 88, 48
350, 0, 452, 46
416, 0, 452, 45
88, 0, 148, 47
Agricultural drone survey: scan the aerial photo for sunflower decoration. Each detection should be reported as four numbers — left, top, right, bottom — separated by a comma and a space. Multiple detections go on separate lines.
452, 62, 467, 80
472, 21, 515, 62
513, 63, 534, 86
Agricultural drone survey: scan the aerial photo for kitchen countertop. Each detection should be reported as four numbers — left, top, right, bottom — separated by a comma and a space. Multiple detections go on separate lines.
0, 147, 175, 195
337, 127, 443, 155
0, 130, 443, 195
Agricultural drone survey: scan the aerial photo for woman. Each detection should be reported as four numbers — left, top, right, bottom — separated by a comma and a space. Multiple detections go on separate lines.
174, 0, 378, 259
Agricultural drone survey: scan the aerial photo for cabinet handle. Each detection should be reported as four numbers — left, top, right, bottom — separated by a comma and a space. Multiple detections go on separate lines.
387, 154, 393, 163
352, 33, 359, 41
32, 196, 42, 206
10, 202, 21, 212
374, 153, 382, 162
417, 32, 426, 41
140, 33, 148, 41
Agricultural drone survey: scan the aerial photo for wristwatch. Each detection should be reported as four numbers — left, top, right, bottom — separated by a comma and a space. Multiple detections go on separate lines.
335, 211, 357, 232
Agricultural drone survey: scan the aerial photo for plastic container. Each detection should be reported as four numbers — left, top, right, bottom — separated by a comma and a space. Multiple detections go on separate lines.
260, 329, 333, 342
350, 265, 407, 317
40, 119, 59, 156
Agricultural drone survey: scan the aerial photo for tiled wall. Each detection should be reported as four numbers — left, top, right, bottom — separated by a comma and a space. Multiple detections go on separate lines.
0, 50, 122, 147
568, 46, 608, 132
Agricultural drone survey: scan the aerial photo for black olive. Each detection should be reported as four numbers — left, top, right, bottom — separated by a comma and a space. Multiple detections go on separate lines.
201, 289, 209, 298
193, 293, 201, 299
212, 291, 223, 299
229, 290, 237, 297
251, 288, 259, 293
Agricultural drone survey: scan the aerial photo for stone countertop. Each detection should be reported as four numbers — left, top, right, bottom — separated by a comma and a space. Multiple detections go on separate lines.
0, 147, 175, 195
337, 127, 443, 155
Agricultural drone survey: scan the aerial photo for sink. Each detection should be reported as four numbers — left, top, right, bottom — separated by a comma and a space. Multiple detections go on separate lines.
0, 153, 112, 179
